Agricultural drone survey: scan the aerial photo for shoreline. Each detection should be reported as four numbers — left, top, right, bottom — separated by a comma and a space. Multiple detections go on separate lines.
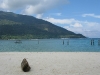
0, 52, 100, 75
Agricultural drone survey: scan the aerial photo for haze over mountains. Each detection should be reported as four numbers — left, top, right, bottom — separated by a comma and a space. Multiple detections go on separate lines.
0, 11, 85, 39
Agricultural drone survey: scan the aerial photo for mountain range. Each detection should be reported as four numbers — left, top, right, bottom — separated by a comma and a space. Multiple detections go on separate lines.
0, 11, 85, 39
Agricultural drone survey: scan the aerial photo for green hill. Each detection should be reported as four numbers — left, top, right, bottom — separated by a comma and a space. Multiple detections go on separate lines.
0, 11, 85, 39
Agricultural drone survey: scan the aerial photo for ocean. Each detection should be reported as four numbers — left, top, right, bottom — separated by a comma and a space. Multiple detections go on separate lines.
0, 38, 100, 52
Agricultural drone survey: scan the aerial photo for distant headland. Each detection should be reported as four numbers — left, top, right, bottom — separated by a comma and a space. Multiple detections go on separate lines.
0, 11, 86, 39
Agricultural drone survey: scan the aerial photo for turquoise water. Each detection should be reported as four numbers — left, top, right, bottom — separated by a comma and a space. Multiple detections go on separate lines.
0, 38, 100, 52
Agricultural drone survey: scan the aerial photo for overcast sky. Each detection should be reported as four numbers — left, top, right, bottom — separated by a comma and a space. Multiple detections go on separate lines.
0, 0, 100, 38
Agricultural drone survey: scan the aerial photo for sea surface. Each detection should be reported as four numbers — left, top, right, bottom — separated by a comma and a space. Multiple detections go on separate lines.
0, 38, 100, 52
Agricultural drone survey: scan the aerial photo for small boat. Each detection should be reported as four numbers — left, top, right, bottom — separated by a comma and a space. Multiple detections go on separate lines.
15, 40, 22, 43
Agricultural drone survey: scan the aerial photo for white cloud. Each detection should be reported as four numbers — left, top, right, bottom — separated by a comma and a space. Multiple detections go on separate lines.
36, 14, 43, 19
0, 0, 39, 10
82, 14, 100, 18
0, 0, 69, 15
44, 17, 100, 38
44, 17, 78, 24
71, 23, 83, 28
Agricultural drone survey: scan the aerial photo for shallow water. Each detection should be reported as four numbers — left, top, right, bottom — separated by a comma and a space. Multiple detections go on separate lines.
0, 38, 100, 52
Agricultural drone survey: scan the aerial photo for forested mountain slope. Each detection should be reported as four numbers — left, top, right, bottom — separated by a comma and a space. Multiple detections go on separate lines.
0, 11, 85, 39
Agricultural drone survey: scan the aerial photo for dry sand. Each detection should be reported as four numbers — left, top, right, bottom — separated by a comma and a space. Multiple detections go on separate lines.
0, 52, 100, 75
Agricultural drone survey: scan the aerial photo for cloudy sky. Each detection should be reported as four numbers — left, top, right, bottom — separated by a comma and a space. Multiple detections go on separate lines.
0, 0, 100, 38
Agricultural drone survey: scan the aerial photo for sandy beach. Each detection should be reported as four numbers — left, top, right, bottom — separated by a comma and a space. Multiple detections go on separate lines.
0, 52, 100, 75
